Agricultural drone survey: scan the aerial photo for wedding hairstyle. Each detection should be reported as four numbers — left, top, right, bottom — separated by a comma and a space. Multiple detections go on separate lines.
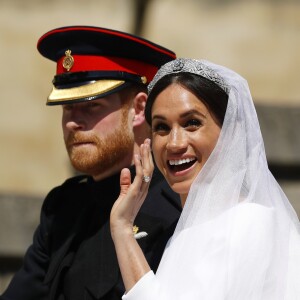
145, 72, 228, 126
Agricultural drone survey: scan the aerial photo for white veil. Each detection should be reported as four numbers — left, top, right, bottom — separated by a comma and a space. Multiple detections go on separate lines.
125, 59, 300, 300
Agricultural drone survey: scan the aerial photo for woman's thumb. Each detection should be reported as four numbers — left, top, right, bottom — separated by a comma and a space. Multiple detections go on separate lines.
119, 168, 131, 195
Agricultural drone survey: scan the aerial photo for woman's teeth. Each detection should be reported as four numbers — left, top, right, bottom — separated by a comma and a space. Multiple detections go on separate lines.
168, 157, 196, 166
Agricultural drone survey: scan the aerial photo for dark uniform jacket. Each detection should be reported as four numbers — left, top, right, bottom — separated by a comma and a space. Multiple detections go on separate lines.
1, 167, 181, 300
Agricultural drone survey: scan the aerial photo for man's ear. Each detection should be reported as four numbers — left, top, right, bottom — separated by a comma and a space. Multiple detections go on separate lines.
132, 92, 147, 127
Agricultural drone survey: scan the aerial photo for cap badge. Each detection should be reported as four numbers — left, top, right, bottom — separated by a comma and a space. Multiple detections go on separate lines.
141, 76, 147, 84
62, 50, 74, 72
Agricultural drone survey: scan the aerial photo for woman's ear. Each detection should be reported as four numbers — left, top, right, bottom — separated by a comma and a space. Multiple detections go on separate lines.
132, 92, 147, 127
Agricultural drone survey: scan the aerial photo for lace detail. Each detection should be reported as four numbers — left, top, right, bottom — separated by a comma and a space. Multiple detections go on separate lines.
148, 58, 230, 94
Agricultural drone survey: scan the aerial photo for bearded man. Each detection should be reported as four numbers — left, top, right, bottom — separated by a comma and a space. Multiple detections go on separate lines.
0, 26, 181, 300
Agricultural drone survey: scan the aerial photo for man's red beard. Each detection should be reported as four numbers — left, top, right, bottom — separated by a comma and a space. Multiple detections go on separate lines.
65, 115, 134, 177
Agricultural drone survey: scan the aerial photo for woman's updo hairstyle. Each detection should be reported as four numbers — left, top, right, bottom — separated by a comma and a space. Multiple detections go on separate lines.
145, 72, 228, 127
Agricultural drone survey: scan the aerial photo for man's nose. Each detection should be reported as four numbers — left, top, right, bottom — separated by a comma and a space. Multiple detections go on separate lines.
65, 120, 85, 131
64, 109, 86, 131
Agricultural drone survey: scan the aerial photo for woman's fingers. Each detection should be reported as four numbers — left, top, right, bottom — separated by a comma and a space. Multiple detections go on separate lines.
141, 139, 151, 172
111, 139, 154, 230
140, 139, 154, 184
119, 168, 132, 196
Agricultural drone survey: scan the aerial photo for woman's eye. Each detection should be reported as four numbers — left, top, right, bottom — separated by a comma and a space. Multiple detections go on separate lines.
152, 123, 170, 133
185, 119, 202, 128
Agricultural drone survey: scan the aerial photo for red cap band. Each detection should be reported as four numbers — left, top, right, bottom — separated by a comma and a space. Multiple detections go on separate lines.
57, 55, 158, 82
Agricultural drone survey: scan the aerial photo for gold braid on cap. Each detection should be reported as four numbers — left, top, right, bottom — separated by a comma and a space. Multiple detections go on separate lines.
147, 58, 230, 95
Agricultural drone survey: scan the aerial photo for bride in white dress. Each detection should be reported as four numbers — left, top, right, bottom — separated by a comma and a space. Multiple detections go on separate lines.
110, 58, 300, 299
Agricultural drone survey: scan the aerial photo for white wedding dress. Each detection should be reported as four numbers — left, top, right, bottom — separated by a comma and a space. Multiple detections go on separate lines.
123, 59, 300, 300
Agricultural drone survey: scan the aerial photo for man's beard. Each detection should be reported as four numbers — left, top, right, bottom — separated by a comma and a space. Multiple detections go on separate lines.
65, 111, 134, 177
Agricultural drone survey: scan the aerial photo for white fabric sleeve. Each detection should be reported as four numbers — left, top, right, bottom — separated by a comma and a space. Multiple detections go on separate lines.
122, 271, 159, 300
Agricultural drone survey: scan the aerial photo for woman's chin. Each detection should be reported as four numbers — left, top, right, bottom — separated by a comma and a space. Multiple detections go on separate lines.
168, 180, 192, 197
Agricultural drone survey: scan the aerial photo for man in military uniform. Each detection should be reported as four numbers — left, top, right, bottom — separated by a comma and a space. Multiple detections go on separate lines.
1, 26, 181, 300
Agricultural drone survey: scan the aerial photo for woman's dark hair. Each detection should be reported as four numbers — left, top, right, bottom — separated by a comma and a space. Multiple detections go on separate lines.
145, 72, 228, 126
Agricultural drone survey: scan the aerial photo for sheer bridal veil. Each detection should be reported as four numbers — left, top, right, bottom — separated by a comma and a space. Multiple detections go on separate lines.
151, 59, 300, 299
124, 59, 300, 300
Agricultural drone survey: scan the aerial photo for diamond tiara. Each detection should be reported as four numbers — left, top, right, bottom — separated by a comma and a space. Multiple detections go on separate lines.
148, 58, 230, 94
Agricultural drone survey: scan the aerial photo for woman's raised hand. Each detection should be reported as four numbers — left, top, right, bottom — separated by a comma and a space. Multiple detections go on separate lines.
110, 139, 153, 290
110, 138, 154, 239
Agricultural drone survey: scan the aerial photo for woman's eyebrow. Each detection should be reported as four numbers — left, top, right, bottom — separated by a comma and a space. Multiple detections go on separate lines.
152, 109, 207, 121
180, 109, 207, 119
152, 115, 166, 122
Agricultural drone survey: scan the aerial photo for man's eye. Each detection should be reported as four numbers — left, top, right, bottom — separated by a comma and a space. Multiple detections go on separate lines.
63, 104, 73, 111
152, 123, 170, 133
87, 102, 100, 108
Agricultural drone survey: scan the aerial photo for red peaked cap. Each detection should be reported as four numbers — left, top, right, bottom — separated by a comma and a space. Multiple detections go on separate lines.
37, 26, 176, 105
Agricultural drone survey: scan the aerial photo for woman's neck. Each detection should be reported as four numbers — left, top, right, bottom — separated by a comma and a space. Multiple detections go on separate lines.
180, 194, 188, 207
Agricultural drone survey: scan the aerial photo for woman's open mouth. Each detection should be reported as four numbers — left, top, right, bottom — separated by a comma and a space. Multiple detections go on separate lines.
167, 157, 196, 172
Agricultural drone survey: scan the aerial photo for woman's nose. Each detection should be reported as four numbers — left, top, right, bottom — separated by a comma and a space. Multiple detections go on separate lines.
166, 128, 188, 152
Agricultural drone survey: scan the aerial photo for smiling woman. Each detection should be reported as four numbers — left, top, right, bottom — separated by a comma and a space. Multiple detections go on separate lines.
151, 85, 220, 203
110, 58, 300, 300
149, 74, 227, 204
